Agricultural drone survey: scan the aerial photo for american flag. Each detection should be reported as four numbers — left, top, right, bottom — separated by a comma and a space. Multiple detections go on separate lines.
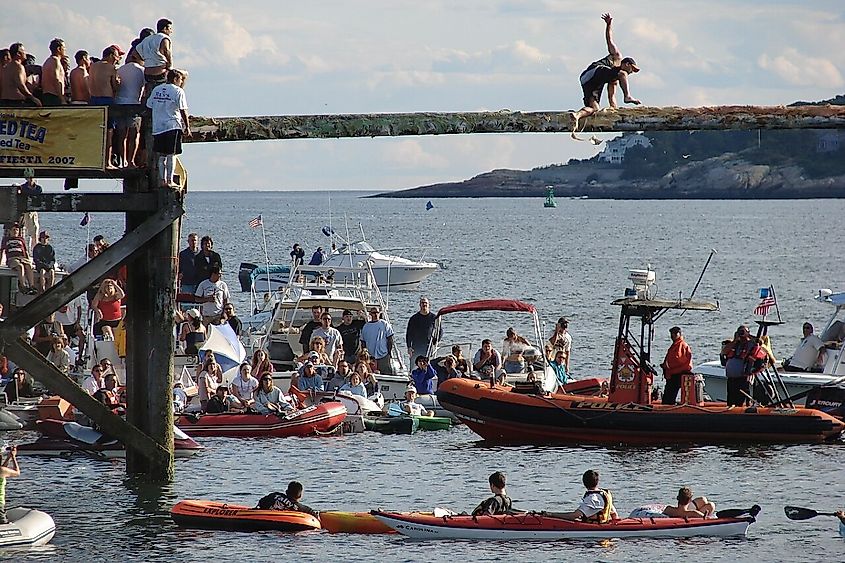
248, 215, 263, 229
753, 288, 775, 316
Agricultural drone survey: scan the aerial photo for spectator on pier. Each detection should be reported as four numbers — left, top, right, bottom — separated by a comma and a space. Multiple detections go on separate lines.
472, 472, 513, 517
410, 355, 437, 395
660, 326, 693, 405
783, 322, 827, 373
338, 309, 365, 365
127, 28, 154, 66
312, 312, 342, 363
0, 43, 42, 106
89, 45, 123, 168
33, 314, 62, 357
195, 266, 229, 325
0, 49, 10, 69
2, 223, 37, 294
299, 305, 323, 350
41, 38, 66, 106
406, 297, 438, 363
290, 243, 305, 269
81, 363, 106, 395
136, 18, 174, 100
193, 236, 222, 283
178, 308, 206, 355
69, 50, 91, 104
663, 487, 716, 519
546, 317, 572, 373
115, 49, 145, 168
250, 349, 273, 381
257, 481, 318, 517
0, 446, 20, 525
570, 13, 641, 134
360, 307, 396, 375
231, 362, 259, 408
254, 375, 293, 414
32, 231, 56, 293
550, 469, 618, 523
178, 232, 201, 295
92, 279, 125, 340
17, 170, 41, 255
221, 303, 242, 335
472, 339, 502, 376
146, 68, 190, 187
308, 247, 325, 266
197, 352, 223, 410
46, 335, 70, 375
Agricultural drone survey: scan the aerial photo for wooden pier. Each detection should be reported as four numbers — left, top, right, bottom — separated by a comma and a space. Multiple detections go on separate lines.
1, 102, 844, 481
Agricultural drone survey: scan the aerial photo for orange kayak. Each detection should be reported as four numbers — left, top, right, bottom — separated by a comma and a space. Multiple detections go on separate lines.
319, 511, 395, 534
171, 500, 320, 532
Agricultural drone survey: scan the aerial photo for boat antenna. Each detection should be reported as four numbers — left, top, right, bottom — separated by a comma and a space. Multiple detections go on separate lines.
680, 248, 717, 316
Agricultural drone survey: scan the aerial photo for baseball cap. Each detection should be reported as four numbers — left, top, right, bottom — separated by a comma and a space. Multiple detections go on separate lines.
109, 44, 126, 56
308, 351, 320, 360
621, 57, 639, 72
186, 308, 201, 319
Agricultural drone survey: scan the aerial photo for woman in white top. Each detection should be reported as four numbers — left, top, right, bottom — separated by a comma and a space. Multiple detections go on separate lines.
197, 352, 223, 410
231, 362, 259, 408
502, 327, 531, 373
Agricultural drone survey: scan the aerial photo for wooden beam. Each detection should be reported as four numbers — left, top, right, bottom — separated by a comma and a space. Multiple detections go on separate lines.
1, 339, 169, 462
1, 193, 183, 334
21, 192, 160, 213
0, 168, 144, 179
187, 105, 845, 143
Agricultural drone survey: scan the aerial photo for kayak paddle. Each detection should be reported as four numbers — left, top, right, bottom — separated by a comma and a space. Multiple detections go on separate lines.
716, 505, 761, 519
784, 506, 839, 520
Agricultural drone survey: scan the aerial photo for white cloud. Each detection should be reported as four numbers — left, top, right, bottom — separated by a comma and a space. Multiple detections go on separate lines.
381, 140, 450, 169
630, 18, 680, 50
758, 49, 844, 89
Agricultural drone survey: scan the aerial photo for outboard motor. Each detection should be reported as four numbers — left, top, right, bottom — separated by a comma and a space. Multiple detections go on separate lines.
805, 386, 845, 419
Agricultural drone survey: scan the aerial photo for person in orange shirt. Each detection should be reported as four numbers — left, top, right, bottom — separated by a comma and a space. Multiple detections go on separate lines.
660, 326, 692, 405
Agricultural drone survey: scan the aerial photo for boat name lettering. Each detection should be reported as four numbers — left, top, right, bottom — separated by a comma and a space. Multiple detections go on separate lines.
572, 401, 652, 411
809, 400, 839, 407
397, 524, 438, 533
203, 507, 240, 516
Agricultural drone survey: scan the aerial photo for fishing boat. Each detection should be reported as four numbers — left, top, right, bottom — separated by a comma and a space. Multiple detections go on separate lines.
0, 508, 56, 547
371, 509, 759, 540
238, 225, 437, 292
175, 402, 347, 438
543, 186, 557, 208
17, 419, 203, 458
696, 289, 845, 404
171, 500, 321, 532
435, 270, 845, 445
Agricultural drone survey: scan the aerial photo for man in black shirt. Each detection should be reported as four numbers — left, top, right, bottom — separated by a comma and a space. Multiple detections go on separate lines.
337, 309, 365, 364
178, 232, 200, 294
193, 235, 223, 282
405, 297, 439, 362
299, 305, 323, 350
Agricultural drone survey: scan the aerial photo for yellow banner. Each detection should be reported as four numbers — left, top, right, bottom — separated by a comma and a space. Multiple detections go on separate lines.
0, 107, 106, 169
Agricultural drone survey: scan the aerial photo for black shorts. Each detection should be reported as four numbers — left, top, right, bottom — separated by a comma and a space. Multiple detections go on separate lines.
153, 129, 183, 155
580, 66, 620, 107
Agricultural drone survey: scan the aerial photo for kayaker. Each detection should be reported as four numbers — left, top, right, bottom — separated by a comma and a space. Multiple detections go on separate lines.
257, 481, 318, 517
660, 326, 693, 405
662, 487, 715, 519
471, 471, 513, 516
339, 372, 367, 397
0, 445, 20, 525
254, 375, 294, 414
410, 355, 438, 395
402, 387, 434, 416
552, 470, 618, 523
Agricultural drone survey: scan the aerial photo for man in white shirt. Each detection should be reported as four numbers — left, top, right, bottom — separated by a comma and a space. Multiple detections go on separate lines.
550, 469, 618, 523
784, 322, 827, 372
312, 312, 342, 364
81, 364, 105, 395
195, 266, 229, 325
114, 56, 145, 167
145, 68, 190, 187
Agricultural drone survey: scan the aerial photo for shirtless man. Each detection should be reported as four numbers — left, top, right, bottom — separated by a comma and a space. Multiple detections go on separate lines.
0, 49, 10, 69
69, 50, 91, 104
0, 43, 42, 106
136, 18, 174, 100
89, 45, 123, 168
663, 487, 716, 519
41, 38, 66, 105
571, 13, 640, 132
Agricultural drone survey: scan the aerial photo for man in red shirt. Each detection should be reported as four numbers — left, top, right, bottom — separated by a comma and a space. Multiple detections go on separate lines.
660, 326, 692, 404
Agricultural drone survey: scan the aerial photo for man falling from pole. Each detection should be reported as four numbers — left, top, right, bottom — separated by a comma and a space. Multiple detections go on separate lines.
571, 13, 641, 136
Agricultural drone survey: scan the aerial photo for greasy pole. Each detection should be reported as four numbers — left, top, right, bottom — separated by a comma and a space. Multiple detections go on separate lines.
186, 105, 845, 143
123, 174, 177, 481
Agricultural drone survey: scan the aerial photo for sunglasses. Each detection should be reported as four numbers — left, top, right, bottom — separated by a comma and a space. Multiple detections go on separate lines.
261, 377, 272, 382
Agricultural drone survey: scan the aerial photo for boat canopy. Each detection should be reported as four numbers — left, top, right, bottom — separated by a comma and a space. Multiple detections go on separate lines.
611, 297, 719, 311
436, 299, 536, 318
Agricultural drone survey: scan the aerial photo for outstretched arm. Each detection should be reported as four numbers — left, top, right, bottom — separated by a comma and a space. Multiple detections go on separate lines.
602, 13, 620, 58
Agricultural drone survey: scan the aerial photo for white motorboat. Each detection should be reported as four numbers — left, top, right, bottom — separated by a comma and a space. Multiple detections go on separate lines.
0, 508, 56, 547
238, 226, 438, 293
696, 289, 845, 403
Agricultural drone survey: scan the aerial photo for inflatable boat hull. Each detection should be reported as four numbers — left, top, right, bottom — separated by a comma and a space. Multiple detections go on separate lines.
171, 500, 320, 532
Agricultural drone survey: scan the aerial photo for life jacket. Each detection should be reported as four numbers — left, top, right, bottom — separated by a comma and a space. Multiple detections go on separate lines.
472, 493, 512, 516
724, 339, 757, 361
583, 489, 614, 524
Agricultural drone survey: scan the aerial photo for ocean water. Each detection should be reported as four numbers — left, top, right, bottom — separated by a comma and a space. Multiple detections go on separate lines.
4, 192, 845, 562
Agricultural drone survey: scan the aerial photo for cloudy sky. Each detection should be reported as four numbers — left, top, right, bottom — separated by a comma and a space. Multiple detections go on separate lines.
5, 1, 844, 191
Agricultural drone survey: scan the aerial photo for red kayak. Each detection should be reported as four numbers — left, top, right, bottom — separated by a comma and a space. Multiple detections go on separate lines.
372, 509, 759, 539
172, 500, 320, 532
175, 402, 347, 438
17, 419, 203, 459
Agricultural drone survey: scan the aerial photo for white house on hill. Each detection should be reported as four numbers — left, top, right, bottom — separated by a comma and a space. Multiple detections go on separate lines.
597, 133, 652, 164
